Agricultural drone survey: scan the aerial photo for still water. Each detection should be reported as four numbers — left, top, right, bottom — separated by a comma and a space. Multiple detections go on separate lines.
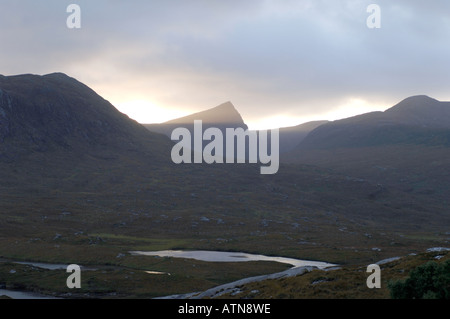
0, 289, 58, 299
130, 250, 336, 269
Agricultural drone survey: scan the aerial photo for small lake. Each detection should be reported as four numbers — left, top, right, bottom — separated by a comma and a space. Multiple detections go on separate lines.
0, 289, 58, 299
130, 250, 336, 269
0, 259, 97, 271
0, 259, 94, 299
12, 261, 69, 270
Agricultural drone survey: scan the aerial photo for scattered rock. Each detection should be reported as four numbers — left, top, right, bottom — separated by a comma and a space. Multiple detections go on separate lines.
230, 289, 242, 296
426, 247, 450, 252
375, 256, 401, 265
311, 279, 327, 285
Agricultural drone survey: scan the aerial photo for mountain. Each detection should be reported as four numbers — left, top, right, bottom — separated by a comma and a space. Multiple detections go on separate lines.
0, 72, 179, 200
384, 95, 450, 127
144, 102, 327, 156
0, 73, 172, 163
144, 101, 253, 162
278, 120, 328, 153
284, 95, 450, 206
144, 101, 248, 137
294, 95, 450, 150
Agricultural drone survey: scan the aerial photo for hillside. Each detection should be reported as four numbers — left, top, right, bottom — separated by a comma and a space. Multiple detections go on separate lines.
213, 248, 450, 299
284, 96, 450, 206
294, 95, 450, 150
0, 73, 172, 164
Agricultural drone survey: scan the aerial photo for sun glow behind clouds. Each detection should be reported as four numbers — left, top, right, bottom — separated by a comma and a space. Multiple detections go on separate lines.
115, 100, 191, 124
249, 115, 309, 131
244, 98, 390, 130
1, 1, 449, 131
324, 98, 389, 121
113, 97, 390, 130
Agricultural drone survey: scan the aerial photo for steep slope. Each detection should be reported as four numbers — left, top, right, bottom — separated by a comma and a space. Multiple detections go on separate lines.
0, 73, 172, 163
0, 72, 178, 199
144, 101, 252, 161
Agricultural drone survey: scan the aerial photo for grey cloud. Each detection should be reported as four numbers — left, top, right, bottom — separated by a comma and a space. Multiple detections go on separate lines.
1, 1, 449, 127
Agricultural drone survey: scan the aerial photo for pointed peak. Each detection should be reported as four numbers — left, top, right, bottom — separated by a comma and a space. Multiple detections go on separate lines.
214, 101, 235, 109
164, 101, 247, 128
202, 101, 243, 121
208, 101, 238, 114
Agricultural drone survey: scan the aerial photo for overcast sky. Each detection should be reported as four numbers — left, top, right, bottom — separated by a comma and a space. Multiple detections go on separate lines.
1, 0, 449, 129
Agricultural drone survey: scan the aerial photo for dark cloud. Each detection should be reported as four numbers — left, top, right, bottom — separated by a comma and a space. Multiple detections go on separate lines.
1, 0, 449, 128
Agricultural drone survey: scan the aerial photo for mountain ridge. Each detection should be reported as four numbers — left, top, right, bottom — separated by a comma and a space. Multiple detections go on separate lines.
164, 101, 246, 127
144, 102, 329, 154
0, 72, 172, 163
293, 95, 450, 150
143, 101, 248, 138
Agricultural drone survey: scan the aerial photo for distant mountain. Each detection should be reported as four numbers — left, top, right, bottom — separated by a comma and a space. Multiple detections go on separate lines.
295, 95, 450, 150
144, 102, 327, 156
278, 121, 328, 153
0, 72, 172, 164
284, 95, 450, 206
384, 95, 450, 127
144, 101, 252, 161
144, 101, 248, 137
